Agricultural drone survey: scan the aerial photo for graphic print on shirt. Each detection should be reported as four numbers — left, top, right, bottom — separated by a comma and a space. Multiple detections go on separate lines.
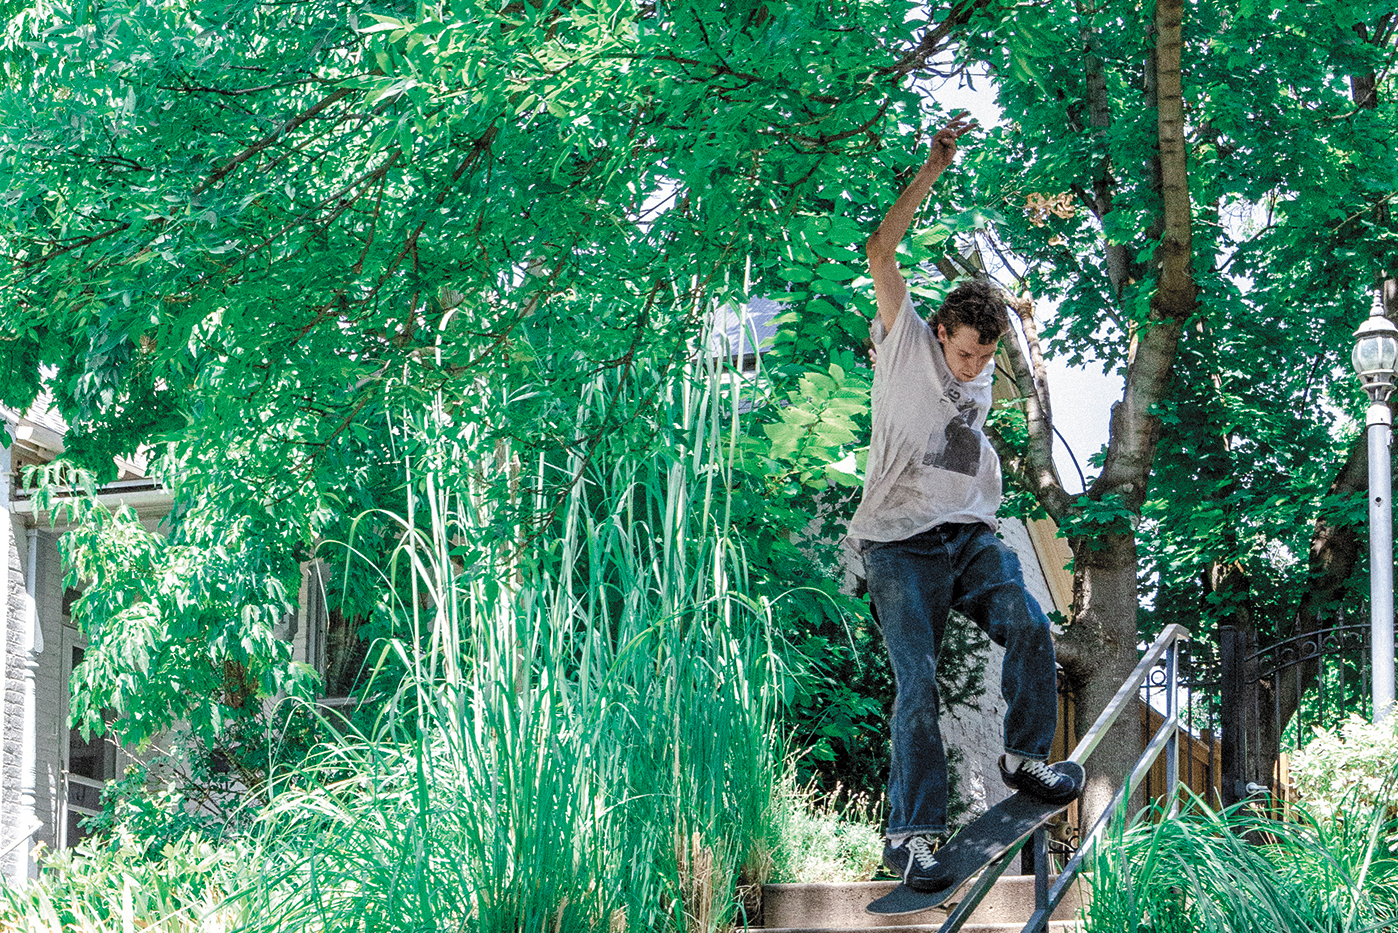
920, 380, 984, 477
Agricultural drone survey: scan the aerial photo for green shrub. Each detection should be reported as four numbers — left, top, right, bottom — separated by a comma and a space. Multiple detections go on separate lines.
765, 779, 883, 883
0, 834, 254, 932
1290, 714, 1398, 821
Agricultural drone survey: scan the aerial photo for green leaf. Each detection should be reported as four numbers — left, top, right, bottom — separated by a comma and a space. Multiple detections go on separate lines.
814, 262, 858, 283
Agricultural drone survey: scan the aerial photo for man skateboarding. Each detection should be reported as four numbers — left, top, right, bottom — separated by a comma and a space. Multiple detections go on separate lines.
847, 113, 1083, 894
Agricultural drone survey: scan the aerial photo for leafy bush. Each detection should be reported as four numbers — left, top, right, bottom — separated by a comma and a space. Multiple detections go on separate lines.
1290, 714, 1398, 821
765, 779, 883, 883
0, 834, 253, 932
86, 710, 324, 858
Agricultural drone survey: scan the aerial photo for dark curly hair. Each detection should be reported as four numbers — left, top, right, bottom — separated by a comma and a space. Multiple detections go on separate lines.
929, 279, 1010, 344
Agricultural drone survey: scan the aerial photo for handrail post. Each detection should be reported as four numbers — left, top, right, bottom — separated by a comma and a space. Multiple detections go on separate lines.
1031, 826, 1048, 933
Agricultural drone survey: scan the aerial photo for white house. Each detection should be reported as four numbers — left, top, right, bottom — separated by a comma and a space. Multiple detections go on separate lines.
0, 400, 167, 877
0, 400, 332, 879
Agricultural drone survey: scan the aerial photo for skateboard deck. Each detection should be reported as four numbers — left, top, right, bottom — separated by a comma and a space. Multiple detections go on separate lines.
867, 761, 1085, 917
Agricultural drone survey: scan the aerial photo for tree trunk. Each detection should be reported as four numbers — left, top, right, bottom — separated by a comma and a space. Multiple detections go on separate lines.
1059, 532, 1148, 820
970, 0, 1198, 830
1060, 0, 1196, 829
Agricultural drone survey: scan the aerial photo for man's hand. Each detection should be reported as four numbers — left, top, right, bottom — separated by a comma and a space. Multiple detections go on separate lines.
924, 111, 978, 174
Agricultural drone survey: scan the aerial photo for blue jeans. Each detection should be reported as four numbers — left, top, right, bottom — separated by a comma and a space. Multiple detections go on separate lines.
863, 523, 1059, 837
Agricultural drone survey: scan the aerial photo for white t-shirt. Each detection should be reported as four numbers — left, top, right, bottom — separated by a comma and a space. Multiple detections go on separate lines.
846, 292, 1002, 547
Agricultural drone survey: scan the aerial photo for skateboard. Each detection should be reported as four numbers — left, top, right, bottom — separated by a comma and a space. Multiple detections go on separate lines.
866, 761, 1085, 916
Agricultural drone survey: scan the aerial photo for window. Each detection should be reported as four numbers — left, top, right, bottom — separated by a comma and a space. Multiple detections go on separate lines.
60, 588, 117, 849
61, 645, 116, 848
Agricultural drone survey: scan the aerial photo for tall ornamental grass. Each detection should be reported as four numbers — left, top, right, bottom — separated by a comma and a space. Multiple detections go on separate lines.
1086, 783, 1398, 933
237, 356, 787, 931
0, 353, 790, 932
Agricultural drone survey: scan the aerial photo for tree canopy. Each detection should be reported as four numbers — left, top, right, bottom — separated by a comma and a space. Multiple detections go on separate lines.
1, 0, 1396, 816
971, 0, 1397, 808
1, 0, 942, 747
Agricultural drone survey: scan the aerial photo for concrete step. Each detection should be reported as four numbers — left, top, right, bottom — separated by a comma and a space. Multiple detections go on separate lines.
748, 875, 1086, 932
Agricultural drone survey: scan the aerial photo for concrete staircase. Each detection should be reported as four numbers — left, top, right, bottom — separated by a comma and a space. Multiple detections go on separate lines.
742, 873, 1087, 933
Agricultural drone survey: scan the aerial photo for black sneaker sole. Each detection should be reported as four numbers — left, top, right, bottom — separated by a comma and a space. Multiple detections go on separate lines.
906, 870, 956, 892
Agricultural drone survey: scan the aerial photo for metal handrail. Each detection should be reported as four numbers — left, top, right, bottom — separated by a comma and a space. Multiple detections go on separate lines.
1019, 623, 1190, 933
933, 623, 1192, 933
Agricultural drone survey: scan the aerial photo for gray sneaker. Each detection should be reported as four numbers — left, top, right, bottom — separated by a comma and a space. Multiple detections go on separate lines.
881, 833, 953, 891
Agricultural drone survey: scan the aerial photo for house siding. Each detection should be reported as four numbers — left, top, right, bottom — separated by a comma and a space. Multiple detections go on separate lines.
0, 500, 25, 879
0, 446, 50, 879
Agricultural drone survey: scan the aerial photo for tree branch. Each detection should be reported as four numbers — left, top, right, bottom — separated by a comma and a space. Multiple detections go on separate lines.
1006, 291, 1053, 426
998, 318, 1072, 520
880, 0, 999, 76
1082, 21, 1137, 298
1094, 0, 1196, 511
14, 223, 131, 271
1151, 0, 1196, 319
191, 88, 355, 198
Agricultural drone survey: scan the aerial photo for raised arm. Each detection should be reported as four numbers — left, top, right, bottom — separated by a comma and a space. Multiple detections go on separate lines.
865, 114, 976, 333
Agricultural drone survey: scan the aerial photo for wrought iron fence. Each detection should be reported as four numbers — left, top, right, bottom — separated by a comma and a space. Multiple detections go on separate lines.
1220, 621, 1372, 805
1054, 621, 1372, 811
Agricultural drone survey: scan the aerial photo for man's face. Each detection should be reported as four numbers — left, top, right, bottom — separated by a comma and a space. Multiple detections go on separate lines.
937, 323, 998, 383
